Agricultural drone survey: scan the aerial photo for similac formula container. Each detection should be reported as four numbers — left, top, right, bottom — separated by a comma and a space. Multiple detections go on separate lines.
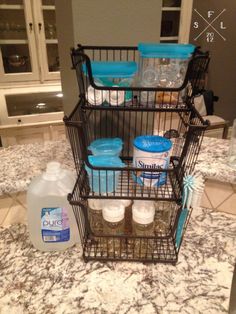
133, 135, 172, 187
27, 161, 79, 251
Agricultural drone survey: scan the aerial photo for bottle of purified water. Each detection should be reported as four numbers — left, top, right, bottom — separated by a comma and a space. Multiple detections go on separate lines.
27, 161, 79, 251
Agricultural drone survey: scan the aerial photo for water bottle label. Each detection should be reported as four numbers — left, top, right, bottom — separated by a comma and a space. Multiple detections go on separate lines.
41, 207, 70, 243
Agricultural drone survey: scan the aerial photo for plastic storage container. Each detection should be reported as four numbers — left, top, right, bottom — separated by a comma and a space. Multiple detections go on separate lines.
102, 201, 125, 256
27, 161, 78, 251
132, 200, 155, 258
88, 137, 123, 156
83, 61, 137, 106
138, 43, 195, 88
85, 155, 125, 193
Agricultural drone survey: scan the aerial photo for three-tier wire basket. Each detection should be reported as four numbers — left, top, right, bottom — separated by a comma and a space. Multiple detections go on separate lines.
64, 44, 209, 264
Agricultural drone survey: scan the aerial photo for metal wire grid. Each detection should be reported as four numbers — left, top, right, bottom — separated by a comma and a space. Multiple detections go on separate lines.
75, 162, 181, 201
71, 45, 210, 109
68, 190, 183, 263
64, 44, 209, 263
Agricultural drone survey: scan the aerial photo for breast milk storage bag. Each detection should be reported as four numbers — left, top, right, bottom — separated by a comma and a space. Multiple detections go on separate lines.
27, 161, 78, 251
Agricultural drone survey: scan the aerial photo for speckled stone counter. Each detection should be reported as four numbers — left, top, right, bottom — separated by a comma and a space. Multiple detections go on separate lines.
195, 137, 236, 184
0, 206, 235, 314
0, 140, 74, 196
0, 137, 235, 196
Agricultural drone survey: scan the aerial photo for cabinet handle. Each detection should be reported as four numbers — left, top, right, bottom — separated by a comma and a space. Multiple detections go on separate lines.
38, 23, 42, 32
29, 23, 33, 31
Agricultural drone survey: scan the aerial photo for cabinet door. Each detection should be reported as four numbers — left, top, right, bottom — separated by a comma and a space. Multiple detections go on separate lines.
0, 0, 39, 83
160, 0, 193, 43
32, 0, 60, 81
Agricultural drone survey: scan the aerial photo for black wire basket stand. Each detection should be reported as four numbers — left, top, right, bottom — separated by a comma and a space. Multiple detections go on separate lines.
65, 44, 209, 263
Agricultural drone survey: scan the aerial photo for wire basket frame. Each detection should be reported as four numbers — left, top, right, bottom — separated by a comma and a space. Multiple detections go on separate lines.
68, 182, 193, 264
64, 100, 207, 200
71, 45, 210, 109
65, 44, 209, 263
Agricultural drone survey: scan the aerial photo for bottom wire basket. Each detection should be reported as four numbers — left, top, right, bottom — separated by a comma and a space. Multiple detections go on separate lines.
68, 179, 192, 264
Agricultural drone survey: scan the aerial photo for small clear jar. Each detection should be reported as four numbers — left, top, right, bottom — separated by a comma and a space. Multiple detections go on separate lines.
88, 199, 103, 235
132, 200, 155, 258
102, 202, 125, 257
154, 201, 172, 234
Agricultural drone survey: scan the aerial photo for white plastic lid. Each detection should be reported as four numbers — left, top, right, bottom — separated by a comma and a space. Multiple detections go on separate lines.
102, 203, 125, 223
132, 200, 155, 225
88, 199, 103, 211
86, 85, 106, 105
106, 86, 125, 106
43, 161, 61, 180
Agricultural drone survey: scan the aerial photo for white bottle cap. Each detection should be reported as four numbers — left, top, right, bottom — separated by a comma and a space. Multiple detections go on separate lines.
88, 199, 103, 211
86, 85, 106, 106
132, 200, 155, 225
106, 86, 125, 106
43, 161, 61, 180
102, 203, 125, 223
120, 199, 132, 207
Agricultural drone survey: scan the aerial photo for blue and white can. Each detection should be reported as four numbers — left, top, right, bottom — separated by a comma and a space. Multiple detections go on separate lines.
133, 135, 172, 187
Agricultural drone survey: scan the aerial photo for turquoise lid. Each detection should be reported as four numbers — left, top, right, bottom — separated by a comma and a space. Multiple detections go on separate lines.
133, 135, 172, 153
88, 138, 123, 156
138, 43, 195, 59
88, 155, 125, 168
83, 61, 137, 78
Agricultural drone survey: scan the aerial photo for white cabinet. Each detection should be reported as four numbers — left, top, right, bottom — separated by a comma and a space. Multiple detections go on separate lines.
0, 0, 60, 84
0, 84, 63, 125
0, 121, 66, 147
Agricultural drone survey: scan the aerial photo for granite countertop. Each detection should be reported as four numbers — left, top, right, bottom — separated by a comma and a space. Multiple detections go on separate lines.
0, 136, 235, 196
195, 137, 236, 184
0, 206, 235, 313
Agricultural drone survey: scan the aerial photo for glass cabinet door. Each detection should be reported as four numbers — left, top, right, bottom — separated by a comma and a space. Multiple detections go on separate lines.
0, 0, 39, 82
34, 0, 60, 80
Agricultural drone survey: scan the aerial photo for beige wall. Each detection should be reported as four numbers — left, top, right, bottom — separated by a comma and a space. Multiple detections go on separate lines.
56, 0, 162, 115
55, 0, 78, 116
190, 0, 236, 124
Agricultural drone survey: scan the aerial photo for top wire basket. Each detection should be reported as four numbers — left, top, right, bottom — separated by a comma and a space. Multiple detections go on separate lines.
71, 44, 209, 110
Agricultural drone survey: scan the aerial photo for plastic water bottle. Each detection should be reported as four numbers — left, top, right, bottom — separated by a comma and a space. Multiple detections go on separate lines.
27, 161, 78, 251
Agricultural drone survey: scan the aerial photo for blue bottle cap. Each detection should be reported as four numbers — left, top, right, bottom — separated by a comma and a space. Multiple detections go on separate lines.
133, 135, 172, 153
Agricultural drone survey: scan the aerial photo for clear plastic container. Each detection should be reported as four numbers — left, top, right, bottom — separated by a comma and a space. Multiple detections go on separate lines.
88, 199, 103, 234
138, 43, 195, 88
154, 201, 172, 234
83, 61, 137, 106
85, 155, 125, 193
27, 161, 79, 251
132, 200, 155, 258
88, 137, 123, 156
102, 201, 125, 256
